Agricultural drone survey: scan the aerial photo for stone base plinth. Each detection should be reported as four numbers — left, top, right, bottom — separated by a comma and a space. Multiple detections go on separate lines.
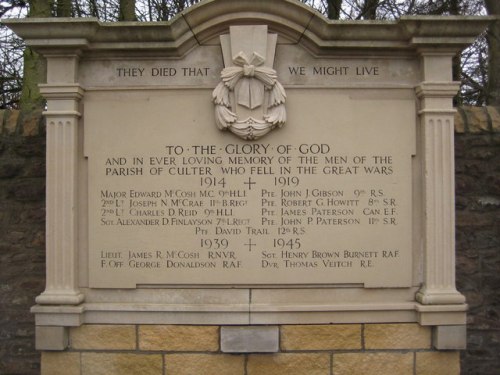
40, 323, 461, 375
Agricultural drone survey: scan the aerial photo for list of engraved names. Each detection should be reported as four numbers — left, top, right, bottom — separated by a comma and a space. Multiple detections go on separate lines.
89, 141, 411, 287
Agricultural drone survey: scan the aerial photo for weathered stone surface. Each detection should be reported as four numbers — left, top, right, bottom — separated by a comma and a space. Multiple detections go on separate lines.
165, 354, 245, 375
416, 352, 460, 375
13, 136, 45, 157
41, 352, 80, 375
456, 175, 479, 196
456, 211, 496, 227
7, 178, 45, 201
221, 326, 279, 353
247, 353, 330, 375
468, 147, 496, 161
455, 107, 500, 375
36, 326, 68, 350
464, 107, 490, 133
81, 353, 162, 375
281, 324, 361, 350
333, 353, 413, 375
0, 160, 23, 178
433, 326, 466, 350
22, 158, 45, 178
4, 111, 20, 134
455, 108, 466, 133
139, 325, 219, 351
21, 111, 43, 137
0, 111, 46, 375
364, 323, 431, 349
70, 325, 136, 350
488, 107, 500, 132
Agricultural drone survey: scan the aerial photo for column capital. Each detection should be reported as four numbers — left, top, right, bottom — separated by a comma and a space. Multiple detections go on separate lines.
415, 82, 461, 99
39, 84, 85, 99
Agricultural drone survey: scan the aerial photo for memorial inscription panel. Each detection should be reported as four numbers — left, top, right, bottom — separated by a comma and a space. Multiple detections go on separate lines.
83, 27, 416, 288
86, 97, 414, 287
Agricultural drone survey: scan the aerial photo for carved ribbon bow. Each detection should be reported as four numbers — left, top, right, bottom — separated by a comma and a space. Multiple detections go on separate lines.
220, 51, 278, 109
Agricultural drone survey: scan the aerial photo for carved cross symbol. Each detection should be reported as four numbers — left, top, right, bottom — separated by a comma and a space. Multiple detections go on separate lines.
243, 177, 256, 190
244, 239, 256, 252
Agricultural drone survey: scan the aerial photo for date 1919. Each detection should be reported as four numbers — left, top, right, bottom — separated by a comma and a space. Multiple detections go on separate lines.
274, 176, 300, 187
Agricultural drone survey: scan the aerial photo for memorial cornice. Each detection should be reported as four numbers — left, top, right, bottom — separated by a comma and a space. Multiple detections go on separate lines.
39, 84, 85, 99
2, 0, 493, 58
415, 82, 462, 98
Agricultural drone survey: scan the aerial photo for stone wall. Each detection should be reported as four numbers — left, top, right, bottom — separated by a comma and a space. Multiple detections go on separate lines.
0, 109, 46, 374
40, 323, 457, 375
0, 107, 498, 375
455, 107, 500, 375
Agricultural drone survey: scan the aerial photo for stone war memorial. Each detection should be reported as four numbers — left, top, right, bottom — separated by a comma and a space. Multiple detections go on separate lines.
4, 1, 491, 374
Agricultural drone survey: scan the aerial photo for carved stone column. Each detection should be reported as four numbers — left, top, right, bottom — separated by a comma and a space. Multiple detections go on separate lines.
415, 52, 466, 306
35, 55, 84, 305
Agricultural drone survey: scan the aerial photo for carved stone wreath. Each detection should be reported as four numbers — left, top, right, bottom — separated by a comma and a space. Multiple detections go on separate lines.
212, 51, 286, 140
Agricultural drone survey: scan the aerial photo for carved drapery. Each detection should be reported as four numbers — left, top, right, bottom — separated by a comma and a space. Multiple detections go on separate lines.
212, 26, 286, 140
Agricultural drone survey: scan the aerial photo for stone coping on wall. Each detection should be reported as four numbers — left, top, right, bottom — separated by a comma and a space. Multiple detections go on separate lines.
0, 109, 44, 137
455, 106, 500, 134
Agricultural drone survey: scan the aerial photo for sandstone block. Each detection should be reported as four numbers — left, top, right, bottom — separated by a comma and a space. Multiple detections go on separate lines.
464, 106, 490, 133
416, 352, 460, 375
166, 354, 245, 375
488, 106, 500, 132
41, 352, 80, 375
0, 161, 24, 178
454, 109, 466, 134
433, 325, 466, 349
364, 323, 431, 349
82, 353, 162, 375
8, 178, 45, 201
13, 136, 45, 157
221, 326, 279, 353
4, 110, 20, 134
22, 114, 40, 136
70, 324, 136, 350
333, 352, 413, 375
281, 324, 361, 350
139, 325, 219, 351
36, 326, 68, 350
247, 353, 330, 375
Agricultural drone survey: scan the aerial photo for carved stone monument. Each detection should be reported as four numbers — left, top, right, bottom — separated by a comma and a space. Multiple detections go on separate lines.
4, 0, 490, 358
213, 25, 286, 140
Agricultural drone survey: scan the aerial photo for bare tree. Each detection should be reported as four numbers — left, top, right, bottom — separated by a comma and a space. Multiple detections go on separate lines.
359, 0, 379, 19
461, 34, 489, 105
327, 0, 343, 20
29, 0, 51, 17
20, 0, 51, 110
0, 28, 24, 109
119, 0, 137, 20
485, 0, 499, 106
57, 0, 73, 17
0, 0, 494, 109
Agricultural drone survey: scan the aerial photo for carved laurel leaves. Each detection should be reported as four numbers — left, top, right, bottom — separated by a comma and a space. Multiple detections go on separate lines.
212, 51, 286, 140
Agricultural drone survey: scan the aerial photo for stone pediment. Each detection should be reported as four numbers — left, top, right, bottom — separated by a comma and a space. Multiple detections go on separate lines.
3, 2, 492, 58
